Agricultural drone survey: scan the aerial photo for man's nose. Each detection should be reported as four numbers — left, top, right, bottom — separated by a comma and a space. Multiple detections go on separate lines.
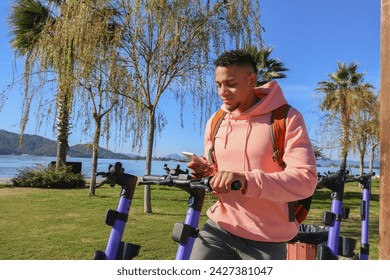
219, 86, 229, 96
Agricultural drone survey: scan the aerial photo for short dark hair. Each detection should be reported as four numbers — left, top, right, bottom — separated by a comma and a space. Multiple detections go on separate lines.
214, 49, 258, 73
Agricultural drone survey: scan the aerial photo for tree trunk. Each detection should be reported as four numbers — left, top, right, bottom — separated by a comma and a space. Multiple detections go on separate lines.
359, 153, 365, 176
369, 143, 378, 174
55, 40, 74, 171
89, 117, 102, 196
55, 91, 71, 170
340, 96, 349, 172
379, 0, 390, 260
340, 131, 348, 171
144, 109, 155, 213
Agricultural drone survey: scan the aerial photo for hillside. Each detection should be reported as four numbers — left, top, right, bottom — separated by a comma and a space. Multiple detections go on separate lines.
0, 129, 131, 159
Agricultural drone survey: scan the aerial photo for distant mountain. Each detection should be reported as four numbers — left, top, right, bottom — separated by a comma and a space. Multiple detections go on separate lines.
165, 153, 184, 160
68, 144, 131, 159
124, 153, 140, 158
0, 129, 132, 159
0, 129, 189, 161
0, 129, 56, 156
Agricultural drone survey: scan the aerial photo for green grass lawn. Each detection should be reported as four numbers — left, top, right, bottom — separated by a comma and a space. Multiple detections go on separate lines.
0, 179, 380, 260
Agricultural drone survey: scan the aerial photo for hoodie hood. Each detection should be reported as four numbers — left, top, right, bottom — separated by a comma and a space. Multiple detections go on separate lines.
220, 80, 288, 119
210, 80, 290, 171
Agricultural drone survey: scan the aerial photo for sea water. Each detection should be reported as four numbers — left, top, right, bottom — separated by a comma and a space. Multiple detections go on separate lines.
0, 154, 379, 178
0, 155, 186, 178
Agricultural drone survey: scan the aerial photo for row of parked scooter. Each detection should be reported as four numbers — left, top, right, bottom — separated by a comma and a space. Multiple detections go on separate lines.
92, 162, 375, 260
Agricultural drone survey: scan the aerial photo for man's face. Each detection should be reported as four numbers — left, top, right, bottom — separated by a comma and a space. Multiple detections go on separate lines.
215, 65, 257, 113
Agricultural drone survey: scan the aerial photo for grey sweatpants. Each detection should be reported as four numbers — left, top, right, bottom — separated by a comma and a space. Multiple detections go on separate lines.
190, 219, 287, 260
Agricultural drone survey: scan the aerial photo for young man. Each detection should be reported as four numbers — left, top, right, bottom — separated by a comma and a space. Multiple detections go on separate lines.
187, 50, 317, 260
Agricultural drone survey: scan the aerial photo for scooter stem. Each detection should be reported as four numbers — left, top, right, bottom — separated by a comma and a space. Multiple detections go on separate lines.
327, 197, 343, 256
104, 173, 138, 260
360, 186, 370, 260
175, 208, 202, 260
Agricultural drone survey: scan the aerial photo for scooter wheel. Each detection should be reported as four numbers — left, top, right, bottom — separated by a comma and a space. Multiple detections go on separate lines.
93, 250, 106, 260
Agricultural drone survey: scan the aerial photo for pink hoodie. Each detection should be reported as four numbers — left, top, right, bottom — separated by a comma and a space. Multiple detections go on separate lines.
204, 81, 317, 242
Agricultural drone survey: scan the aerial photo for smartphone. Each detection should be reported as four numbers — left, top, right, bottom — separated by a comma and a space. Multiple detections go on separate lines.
182, 151, 202, 163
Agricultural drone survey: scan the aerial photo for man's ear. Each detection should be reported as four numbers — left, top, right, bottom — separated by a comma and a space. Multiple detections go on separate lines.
249, 73, 257, 87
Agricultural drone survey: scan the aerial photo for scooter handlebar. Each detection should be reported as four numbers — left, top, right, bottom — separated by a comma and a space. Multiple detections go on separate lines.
317, 170, 376, 191
139, 175, 241, 192
231, 180, 242, 190
96, 171, 110, 177
142, 175, 168, 182
174, 176, 241, 192
316, 169, 347, 192
345, 172, 375, 182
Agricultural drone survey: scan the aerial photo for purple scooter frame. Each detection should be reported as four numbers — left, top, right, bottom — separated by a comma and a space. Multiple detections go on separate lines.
175, 208, 200, 259
173, 183, 206, 260
93, 162, 139, 260
317, 170, 349, 259
348, 172, 375, 260
316, 170, 375, 260
360, 180, 370, 260
139, 164, 240, 260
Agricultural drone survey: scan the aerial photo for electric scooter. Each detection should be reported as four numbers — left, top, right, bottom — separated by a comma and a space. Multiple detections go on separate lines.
316, 169, 349, 260
139, 164, 241, 260
93, 162, 140, 260
316, 170, 375, 260
346, 172, 375, 260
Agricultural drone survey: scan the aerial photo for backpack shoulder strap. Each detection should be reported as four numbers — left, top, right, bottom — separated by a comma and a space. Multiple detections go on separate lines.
271, 104, 303, 222
208, 109, 226, 164
270, 104, 291, 169
209, 105, 292, 166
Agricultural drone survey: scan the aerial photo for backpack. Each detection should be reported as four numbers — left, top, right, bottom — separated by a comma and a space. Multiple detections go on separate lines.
208, 104, 312, 224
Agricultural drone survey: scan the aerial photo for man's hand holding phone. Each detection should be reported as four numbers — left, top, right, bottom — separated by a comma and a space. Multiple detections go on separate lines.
182, 151, 214, 178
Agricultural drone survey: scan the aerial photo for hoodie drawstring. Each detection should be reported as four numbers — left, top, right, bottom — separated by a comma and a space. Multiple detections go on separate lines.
243, 116, 252, 171
223, 113, 252, 171
224, 113, 232, 149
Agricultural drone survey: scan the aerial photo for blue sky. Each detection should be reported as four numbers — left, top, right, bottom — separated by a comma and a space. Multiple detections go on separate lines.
0, 0, 381, 159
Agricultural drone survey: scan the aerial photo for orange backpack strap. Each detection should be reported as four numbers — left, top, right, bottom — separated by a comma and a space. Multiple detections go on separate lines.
208, 105, 291, 166
208, 109, 226, 164
270, 104, 296, 222
270, 104, 291, 169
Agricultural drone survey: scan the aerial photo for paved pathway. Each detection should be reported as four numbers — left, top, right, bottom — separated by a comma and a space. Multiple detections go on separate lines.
0, 178, 12, 185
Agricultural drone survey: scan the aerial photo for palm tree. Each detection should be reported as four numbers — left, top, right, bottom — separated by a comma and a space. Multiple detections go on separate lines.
316, 61, 374, 171
8, 0, 50, 56
9, 0, 74, 170
8, 0, 54, 138
245, 45, 289, 85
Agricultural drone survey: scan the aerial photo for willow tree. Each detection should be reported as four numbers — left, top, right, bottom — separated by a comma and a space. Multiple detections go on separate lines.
367, 101, 380, 173
316, 62, 374, 172
50, 1, 130, 196
350, 90, 379, 174
110, 0, 262, 213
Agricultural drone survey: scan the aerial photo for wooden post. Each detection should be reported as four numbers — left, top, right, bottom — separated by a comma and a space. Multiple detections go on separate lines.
379, 0, 390, 259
